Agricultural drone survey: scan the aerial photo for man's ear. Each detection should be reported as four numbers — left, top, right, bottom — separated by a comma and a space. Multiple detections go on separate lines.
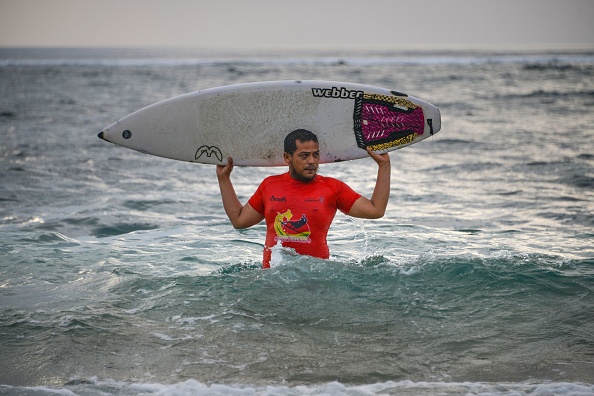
283, 152, 291, 165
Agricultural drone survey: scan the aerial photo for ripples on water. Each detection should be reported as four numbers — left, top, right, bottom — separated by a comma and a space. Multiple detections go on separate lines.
0, 48, 593, 395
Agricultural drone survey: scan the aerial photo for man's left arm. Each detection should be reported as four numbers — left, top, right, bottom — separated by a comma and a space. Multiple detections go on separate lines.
347, 148, 391, 219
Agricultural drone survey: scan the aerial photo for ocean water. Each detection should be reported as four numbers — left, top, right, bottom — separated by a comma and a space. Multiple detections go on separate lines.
1, 47, 593, 395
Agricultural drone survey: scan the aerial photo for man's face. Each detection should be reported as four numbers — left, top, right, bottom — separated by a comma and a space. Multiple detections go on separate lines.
284, 140, 320, 182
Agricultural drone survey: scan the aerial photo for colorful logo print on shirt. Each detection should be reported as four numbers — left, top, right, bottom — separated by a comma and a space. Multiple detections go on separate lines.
273, 209, 311, 243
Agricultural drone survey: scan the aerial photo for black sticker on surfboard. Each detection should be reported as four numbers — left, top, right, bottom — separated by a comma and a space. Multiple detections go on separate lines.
195, 145, 223, 162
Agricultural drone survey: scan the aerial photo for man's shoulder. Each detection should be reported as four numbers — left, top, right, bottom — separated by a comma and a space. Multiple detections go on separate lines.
315, 175, 358, 199
261, 173, 288, 184
315, 174, 345, 187
257, 173, 289, 190
315, 174, 338, 182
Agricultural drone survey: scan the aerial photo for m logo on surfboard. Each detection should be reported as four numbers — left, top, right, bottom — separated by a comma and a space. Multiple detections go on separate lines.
195, 145, 223, 162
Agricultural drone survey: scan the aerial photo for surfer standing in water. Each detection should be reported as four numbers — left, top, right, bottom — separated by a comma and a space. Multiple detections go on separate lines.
216, 129, 391, 268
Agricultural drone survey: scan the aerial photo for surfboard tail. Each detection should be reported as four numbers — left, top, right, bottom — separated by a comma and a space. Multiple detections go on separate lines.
353, 92, 440, 153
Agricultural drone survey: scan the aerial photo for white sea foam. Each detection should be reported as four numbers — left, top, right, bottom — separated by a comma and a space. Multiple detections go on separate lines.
2, 380, 593, 396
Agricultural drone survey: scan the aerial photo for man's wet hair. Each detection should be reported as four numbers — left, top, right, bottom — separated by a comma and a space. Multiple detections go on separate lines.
284, 129, 318, 155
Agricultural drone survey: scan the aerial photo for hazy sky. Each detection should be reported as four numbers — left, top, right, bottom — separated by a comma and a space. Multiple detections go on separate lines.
1, 0, 593, 49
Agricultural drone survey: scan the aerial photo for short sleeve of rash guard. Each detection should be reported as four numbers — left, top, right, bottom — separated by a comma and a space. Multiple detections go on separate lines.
333, 179, 361, 214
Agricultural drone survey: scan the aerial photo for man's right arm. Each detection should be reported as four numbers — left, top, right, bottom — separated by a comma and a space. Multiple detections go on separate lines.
347, 148, 391, 219
216, 156, 264, 229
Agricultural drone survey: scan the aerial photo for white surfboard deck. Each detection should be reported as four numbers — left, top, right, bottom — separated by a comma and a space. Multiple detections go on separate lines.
98, 80, 441, 166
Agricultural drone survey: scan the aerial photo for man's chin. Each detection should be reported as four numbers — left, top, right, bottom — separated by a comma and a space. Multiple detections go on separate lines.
291, 170, 317, 182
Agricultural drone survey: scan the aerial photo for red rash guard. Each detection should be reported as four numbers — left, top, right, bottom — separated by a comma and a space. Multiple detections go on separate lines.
248, 172, 361, 268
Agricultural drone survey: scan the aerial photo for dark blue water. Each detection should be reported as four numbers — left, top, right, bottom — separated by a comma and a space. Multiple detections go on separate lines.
1, 47, 593, 395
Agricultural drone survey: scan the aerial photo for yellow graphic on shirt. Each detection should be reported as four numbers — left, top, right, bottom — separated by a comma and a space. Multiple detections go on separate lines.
274, 209, 311, 242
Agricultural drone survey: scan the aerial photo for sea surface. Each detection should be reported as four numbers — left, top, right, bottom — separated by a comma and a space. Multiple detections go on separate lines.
1, 47, 593, 395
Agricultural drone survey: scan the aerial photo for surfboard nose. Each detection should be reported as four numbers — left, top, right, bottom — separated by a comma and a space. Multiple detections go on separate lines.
98, 131, 105, 140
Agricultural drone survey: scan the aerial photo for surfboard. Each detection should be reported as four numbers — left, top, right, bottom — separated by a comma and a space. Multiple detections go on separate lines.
98, 80, 441, 166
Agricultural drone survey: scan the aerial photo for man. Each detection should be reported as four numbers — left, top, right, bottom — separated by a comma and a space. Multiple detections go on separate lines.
216, 129, 390, 268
